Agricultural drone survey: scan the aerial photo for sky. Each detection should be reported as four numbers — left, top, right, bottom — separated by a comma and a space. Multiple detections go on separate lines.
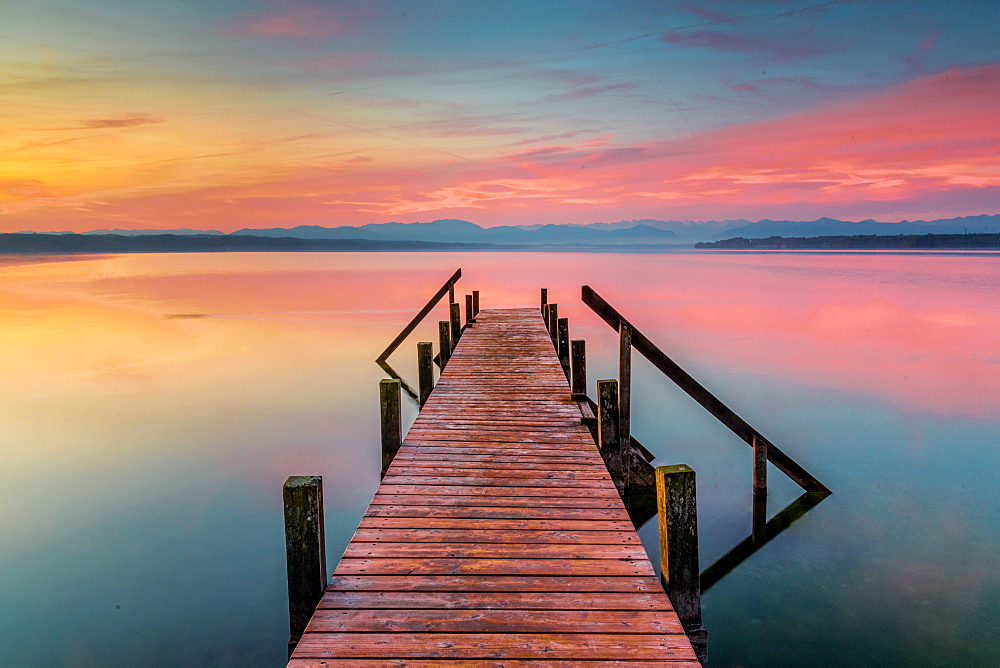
2, 0, 998, 232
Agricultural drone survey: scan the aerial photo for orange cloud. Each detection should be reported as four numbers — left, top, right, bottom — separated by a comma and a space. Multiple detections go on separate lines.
2, 64, 996, 231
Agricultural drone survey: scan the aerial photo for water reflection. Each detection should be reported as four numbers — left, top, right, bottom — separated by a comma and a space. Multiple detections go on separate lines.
2, 251, 997, 667
701, 491, 830, 592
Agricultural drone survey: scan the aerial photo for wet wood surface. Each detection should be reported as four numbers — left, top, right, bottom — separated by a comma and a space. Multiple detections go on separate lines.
289, 308, 698, 665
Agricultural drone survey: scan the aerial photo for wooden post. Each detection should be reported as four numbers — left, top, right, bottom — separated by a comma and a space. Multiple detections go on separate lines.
438, 321, 451, 369
448, 282, 455, 305
540, 288, 548, 314
571, 339, 587, 398
417, 342, 433, 407
753, 434, 768, 495
449, 302, 461, 349
656, 464, 702, 631
618, 322, 632, 497
547, 303, 558, 346
465, 294, 473, 325
283, 475, 326, 656
380, 379, 401, 478
597, 379, 622, 494
557, 317, 570, 379
542, 303, 550, 331
472, 290, 480, 316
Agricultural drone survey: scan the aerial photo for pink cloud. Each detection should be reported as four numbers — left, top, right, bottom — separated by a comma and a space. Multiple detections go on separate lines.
6, 66, 997, 231
228, 2, 348, 39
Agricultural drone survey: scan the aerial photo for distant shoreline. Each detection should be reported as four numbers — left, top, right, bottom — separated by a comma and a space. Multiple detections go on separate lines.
697, 233, 1000, 250
2, 231, 999, 254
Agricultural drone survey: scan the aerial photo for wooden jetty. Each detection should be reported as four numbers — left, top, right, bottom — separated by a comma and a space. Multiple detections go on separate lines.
288, 307, 700, 665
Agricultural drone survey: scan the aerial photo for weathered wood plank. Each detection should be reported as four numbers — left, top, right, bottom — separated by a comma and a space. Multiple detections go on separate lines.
292, 633, 697, 660
358, 517, 635, 531
352, 529, 638, 544
307, 609, 684, 634
341, 541, 649, 560
318, 591, 676, 610
364, 505, 631, 520
325, 574, 663, 592
333, 558, 656, 577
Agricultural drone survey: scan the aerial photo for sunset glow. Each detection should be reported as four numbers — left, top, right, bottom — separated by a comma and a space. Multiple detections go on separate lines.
2, 1, 998, 232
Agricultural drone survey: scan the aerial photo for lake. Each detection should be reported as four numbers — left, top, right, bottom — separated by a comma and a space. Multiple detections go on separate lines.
1, 251, 998, 666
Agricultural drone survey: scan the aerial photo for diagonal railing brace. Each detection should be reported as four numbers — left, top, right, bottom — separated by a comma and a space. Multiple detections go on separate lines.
582, 285, 830, 495
375, 268, 461, 364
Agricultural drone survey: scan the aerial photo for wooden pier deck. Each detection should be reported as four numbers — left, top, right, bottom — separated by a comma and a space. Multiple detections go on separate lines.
288, 307, 699, 665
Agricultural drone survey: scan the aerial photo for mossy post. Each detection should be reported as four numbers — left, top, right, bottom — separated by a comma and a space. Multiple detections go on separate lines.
417, 342, 433, 407
557, 317, 570, 379
283, 475, 326, 657
438, 321, 451, 369
540, 287, 548, 314
571, 339, 587, 398
547, 303, 558, 347
656, 465, 702, 631
449, 302, 461, 349
597, 379, 622, 492
380, 379, 401, 478
618, 322, 632, 497
753, 434, 768, 496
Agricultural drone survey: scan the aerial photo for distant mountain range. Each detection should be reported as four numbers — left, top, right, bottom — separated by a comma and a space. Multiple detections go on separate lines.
22, 214, 1000, 245
227, 220, 681, 245
706, 215, 1000, 240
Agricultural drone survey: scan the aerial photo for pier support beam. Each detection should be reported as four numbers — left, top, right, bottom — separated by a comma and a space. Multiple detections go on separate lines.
438, 321, 451, 369
571, 339, 587, 398
283, 475, 326, 657
557, 317, 570, 380
380, 379, 401, 477
547, 303, 558, 347
465, 294, 474, 325
417, 342, 434, 407
449, 303, 461, 348
618, 322, 632, 496
656, 465, 704, 633
472, 290, 480, 316
540, 288, 547, 315
597, 379, 625, 496
753, 434, 768, 495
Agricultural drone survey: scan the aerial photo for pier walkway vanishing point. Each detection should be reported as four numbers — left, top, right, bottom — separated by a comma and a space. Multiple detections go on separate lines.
288, 307, 700, 665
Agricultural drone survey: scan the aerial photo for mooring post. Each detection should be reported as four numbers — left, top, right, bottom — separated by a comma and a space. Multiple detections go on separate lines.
656, 465, 703, 634
618, 322, 632, 497
465, 294, 474, 325
752, 434, 768, 545
448, 281, 455, 305
753, 434, 768, 495
380, 379, 401, 478
557, 317, 570, 379
449, 302, 461, 349
283, 475, 326, 657
597, 379, 622, 492
549, 304, 559, 340
438, 321, 451, 369
417, 342, 434, 407
571, 339, 587, 398
540, 288, 548, 314
542, 303, 550, 331
472, 290, 480, 316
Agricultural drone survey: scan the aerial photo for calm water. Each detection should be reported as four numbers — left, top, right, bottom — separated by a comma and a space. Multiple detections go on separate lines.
1, 251, 998, 666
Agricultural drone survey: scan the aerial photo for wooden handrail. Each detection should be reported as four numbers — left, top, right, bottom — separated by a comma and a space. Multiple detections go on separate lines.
375, 268, 461, 363
582, 285, 830, 495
